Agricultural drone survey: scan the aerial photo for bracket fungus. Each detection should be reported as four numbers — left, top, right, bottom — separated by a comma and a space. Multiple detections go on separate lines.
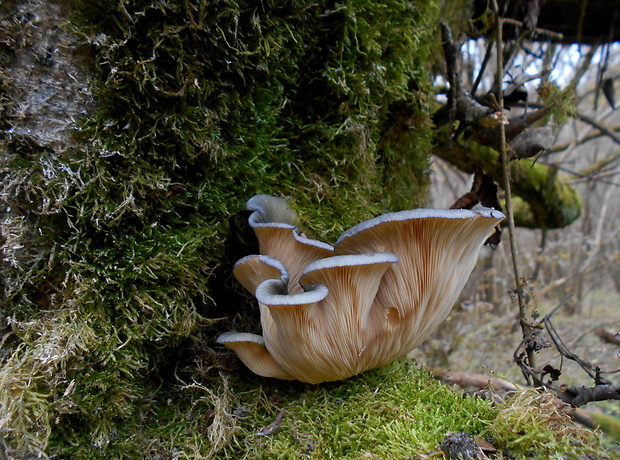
218, 195, 505, 384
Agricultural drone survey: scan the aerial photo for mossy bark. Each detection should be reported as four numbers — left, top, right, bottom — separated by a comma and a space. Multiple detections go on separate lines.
434, 130, 582, 229
0, 0, 438, 456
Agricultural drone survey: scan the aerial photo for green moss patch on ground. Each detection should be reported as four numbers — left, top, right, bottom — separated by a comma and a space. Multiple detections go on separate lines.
488, 388, 605, 459
221, 361, 495, 459
45, 359, 605, 459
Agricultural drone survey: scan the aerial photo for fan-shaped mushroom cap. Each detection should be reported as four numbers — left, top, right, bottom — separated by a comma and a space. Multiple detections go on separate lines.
246, 195, 334, 293
334, 207, 505, 363
233, 255, 288, 296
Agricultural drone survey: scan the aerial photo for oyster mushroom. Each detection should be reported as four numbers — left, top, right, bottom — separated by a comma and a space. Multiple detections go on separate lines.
218, 196, 504, 383
333, 208, 505, 367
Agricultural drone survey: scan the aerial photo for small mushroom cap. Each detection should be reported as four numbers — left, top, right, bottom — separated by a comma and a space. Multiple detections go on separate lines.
246, 196, 334, 293
255, 278, 329, 307
216, 332, 295, 380
233, 255, 288, 296
246, 194, 301, 227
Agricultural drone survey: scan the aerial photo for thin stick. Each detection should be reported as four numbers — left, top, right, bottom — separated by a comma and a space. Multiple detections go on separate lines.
490, 0, 539, 384
471, 39, 494, 96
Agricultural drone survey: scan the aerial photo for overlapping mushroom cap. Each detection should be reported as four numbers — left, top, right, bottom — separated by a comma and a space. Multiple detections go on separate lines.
218, 195, 505, 384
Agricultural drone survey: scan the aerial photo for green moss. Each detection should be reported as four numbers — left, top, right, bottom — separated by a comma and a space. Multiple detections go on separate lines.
55, 360, 496, 459
433, 129, 582, 229
537, 82, 577, 127
487, 389, 604, 459
228, 362, 494, 459
39, 360, 609, 459
68, 0, 437, 239
590, 412, 620, 443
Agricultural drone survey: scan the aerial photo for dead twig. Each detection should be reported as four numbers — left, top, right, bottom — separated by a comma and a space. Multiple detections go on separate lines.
543, 314, 609, 385
255, 408, 285, 436
499, 17, 564, 41
558, 384, 620, 407
433, 368, 519, 393
471, 39, 494, 97
513, 293, 620, 408
594, 327, 620, 347
513, 294, 573, 385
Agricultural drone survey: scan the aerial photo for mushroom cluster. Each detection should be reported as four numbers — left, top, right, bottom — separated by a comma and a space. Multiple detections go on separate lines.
218, 195, 504, 384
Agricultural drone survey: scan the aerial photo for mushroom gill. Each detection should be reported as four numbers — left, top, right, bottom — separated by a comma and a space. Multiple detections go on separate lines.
217, 195, 505, 383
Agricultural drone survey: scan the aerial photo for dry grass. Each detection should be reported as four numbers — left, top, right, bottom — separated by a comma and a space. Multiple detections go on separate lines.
488, 388, 604, 458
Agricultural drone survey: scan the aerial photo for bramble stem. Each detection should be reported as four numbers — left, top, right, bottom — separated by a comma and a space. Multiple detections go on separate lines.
490, 0, 539, 383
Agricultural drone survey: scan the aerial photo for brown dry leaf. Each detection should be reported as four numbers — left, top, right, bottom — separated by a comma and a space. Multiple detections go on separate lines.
450, 168, 502, 246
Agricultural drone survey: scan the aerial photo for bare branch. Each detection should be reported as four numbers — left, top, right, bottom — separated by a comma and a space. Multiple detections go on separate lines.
500, 17, 565, 41
471, 40, 494, 96
472, 105, 551, 149
558, 385, 620, 407
543, 314, 609, 384
515, 101, 620, 149
491, 0, 538, 384
573, 111, 620, 147
513, 294, 573, 386
441, 22, 462, 146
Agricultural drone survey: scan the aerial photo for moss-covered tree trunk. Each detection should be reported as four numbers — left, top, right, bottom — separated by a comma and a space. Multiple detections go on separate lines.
0, 0, 438, 457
